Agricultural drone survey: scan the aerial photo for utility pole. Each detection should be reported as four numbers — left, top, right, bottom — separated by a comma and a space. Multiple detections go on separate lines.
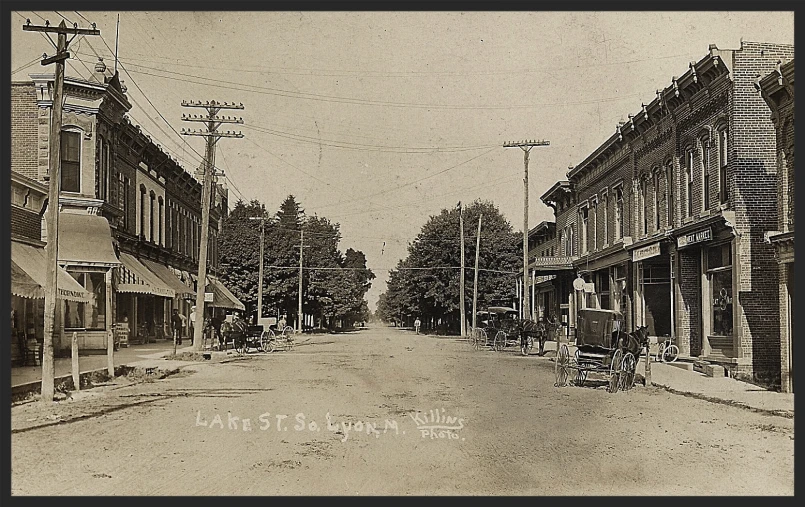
295, 230, 310, 334
181, 100, 244, 352
458, 202, 466, 338
23, 19, 100, 402
472, 214, 483, 330
504, 139, 550, 323
248, 215, 268, 322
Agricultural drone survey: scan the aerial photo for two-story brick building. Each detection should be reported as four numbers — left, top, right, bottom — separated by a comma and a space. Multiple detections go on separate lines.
758, 58, 795, 392
539, 41, 793, 386
11, 59, 242, 355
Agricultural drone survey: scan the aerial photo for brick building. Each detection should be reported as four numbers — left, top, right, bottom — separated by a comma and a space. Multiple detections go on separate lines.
758, 58, 795, 392
10, 60, 242, 356
540, 41, 793, 386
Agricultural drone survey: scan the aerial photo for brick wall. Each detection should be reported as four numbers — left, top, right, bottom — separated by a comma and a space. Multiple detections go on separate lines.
731, 42, 793, 384
677, 248, 701, 356
11, 206, 42, 241
11, 83, 39, 181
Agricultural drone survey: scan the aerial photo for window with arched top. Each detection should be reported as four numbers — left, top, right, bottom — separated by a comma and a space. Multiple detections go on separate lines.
60, 128, 82, 193
653, 170, 661, 231
716, 124, 729, 205
149, 191, 156, 243
613, 185, 624, 241
665, 160, 674, 228
700, 137, 710, 211
158, 196, 164, 247
139, 185, 147, 237
684, 145, 694, 217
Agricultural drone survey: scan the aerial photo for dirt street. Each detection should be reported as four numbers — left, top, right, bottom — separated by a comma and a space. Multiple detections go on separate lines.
11, 325, 794, 495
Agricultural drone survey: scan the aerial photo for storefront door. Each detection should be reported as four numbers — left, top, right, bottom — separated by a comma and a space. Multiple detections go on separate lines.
642, 262, 671, 338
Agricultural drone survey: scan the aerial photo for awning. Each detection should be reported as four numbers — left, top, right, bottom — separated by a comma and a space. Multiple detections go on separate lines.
141, 259, 194, 297
206, 276, 245, 311
11, 241, 92, 303
57, 213, 120, 266
116, 253, 175, 298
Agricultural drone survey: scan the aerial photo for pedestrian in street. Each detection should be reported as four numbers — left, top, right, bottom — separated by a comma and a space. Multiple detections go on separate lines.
414, 317, 421, 335
189, 306, 196, 346
171, 309, 184, 346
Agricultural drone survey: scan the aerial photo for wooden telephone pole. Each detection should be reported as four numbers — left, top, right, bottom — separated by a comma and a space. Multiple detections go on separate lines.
295, 230, 310, 334
503, 140, 550, 322
458, 202, 466, 338
22, 19, 100, 402
472, 214, 483, 330
181, 100, 244, 352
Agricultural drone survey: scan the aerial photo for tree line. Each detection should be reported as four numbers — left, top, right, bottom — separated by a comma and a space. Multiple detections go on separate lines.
376, 200, 521, 334
218, 195, 374, 330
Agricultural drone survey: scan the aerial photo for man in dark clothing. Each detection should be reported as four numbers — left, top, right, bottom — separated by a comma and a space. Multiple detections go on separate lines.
171, 309, 184, 345
211, 313, 225, 349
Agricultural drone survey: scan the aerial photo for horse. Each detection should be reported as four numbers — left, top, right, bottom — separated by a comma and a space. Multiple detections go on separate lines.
615, 325, 649, 363
519, 319, 552, 356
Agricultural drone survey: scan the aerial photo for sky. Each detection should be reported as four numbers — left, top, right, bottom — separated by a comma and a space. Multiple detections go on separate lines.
10, 10, 794, 311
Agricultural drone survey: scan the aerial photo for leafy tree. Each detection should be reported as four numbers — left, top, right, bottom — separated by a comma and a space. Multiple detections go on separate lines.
217, 199, 268, 316
378, 200, 519, 333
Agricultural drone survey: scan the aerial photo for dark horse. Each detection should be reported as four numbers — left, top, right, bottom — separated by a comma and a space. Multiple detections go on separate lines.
614, 325, 649, 362
519, 318, 555, 356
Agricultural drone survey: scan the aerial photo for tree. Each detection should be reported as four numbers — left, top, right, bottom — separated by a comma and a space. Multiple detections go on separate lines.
378, 200, 519, 334
217, 199, 268, 316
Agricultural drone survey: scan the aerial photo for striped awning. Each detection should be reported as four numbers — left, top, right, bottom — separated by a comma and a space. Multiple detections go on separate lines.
206, 276, 245, 311
11, 241, 92, 303
141, 259, 195, 297
116, 253, 175, 298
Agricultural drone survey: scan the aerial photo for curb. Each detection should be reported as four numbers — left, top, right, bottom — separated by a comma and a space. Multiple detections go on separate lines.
651, 382, 794, 419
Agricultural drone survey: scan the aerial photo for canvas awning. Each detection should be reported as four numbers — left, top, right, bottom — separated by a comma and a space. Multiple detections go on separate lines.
57, 213, 120, 266
206, 276, 245, 311
116, 253, 175, 298
141, 259, 195, 298
11, 241, 91, 303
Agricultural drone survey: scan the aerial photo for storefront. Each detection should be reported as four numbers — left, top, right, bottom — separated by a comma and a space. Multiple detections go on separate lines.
116, 252, 176, 344
56, 213, 121, 353
11, 240, 91, 363
574, 246, 633, 332
142, 259, 196, 340
674, 222, 736, 361
631, 239, 674, 344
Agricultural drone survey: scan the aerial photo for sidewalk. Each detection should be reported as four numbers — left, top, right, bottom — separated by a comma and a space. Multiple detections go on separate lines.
11, 340, 194, 388
637, 357, 794, 417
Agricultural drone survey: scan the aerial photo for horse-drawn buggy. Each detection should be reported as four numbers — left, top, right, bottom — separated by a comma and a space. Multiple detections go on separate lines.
471, 306, 558, 356
554, 308, 646, 393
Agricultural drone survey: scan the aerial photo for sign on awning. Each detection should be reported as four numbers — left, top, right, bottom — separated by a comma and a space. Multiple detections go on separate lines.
632, 242, 661, 262
677, 227, 712, 249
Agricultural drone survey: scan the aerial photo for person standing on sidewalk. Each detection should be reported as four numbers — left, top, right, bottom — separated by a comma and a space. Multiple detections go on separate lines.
189, 306, 197, 346
171, 309, 184, 346
414, 317, 421, 335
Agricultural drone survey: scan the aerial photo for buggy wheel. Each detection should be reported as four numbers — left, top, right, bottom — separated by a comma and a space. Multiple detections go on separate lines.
574, 350, 588, 386
475, 329, 486, 351
494, 331, 506, 352
619, 352, 637, 391
554, 344, 570, 387
662, 344, 680, 363
608, 349, 623, 393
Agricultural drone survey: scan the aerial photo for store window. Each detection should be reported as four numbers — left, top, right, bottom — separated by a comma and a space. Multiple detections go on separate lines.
598, 270, 611, 309
60, 130, 81, 193
707, 243, 733, 337
64, 271, 107, 330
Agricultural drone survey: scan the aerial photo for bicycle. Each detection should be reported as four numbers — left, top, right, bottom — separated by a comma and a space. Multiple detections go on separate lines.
655, 337, 679, 363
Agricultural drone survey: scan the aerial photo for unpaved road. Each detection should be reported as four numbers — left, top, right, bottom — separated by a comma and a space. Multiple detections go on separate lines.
11, 325, 794, 495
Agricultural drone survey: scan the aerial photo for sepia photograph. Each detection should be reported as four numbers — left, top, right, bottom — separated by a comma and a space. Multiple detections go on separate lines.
5, 7, 796, 496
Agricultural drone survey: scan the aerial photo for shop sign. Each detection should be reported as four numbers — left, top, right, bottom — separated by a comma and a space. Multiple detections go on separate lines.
632, 242, 661, 262
583, 283, 596, 293
677, 227, 712, 249
204, 292, 214, 303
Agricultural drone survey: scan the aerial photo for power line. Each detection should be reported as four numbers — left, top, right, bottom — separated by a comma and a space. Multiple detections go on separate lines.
73, 11, 91, 24
115, 59, 648, 111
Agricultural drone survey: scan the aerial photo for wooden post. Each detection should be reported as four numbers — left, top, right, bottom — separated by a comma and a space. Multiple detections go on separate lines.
106, 270, 114, 377
644, 345, 651, 386
71, 332, 80, 391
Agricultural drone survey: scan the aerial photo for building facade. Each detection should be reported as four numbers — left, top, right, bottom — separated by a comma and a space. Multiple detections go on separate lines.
11, 60, 241, 356
758, 58, 795, 392
538, 41, 793, 386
